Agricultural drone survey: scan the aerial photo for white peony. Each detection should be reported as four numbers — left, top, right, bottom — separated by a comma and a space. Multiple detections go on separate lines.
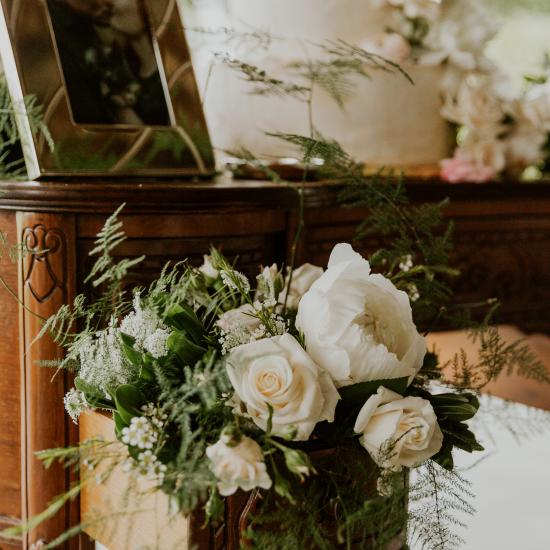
226, 333, 340, 440
279, 263, 324, 310
360, 32, 412, 64
354, 386, 443, 470
206, 435, 272, 496
296, 243, 426, 388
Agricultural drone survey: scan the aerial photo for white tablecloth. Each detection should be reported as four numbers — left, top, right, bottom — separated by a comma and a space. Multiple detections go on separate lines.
412, 399, 550, 550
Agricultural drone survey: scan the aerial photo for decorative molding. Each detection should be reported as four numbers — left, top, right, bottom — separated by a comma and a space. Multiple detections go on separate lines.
22, 225, 67, 303
16, 212, 77, 550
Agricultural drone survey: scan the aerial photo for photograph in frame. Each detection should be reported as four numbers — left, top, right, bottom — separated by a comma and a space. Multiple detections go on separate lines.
0, 0, 214, 178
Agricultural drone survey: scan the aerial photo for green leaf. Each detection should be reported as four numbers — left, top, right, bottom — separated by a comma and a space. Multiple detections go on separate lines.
74, 377, 115, 410
113, 411, 128, 436
338, 377, 409, 406
120, 333, 143, 368
114, 384, 145, 424
164, 303, 204, 343
167, 330, 206, 366
432, 443, 454, 470
442, 422, 484, 453
139, 357, 156, 382
432, 393, 480, 421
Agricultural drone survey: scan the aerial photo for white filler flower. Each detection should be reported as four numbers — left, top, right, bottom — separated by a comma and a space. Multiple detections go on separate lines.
226, 333, 340, 440
206, 435, 272, 496
296, 243, 426, 387
354, 386, 443, 470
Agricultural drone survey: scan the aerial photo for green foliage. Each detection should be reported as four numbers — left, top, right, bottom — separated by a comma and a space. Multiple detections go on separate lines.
220, 39, 411, 109
155, 351, 232, 513
0, 77, 52, 178
409, 461, 475, 550
247, 444, 408, 549
446, 325, 550, 390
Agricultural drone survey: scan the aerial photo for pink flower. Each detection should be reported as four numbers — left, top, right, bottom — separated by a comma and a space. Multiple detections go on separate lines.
440, 150, 497, 183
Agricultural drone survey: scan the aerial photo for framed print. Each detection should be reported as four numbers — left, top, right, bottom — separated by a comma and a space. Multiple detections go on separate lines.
0, 0, 215, 178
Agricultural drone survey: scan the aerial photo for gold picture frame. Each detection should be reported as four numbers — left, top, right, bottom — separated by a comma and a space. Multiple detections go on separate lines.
0, 0, 214, 179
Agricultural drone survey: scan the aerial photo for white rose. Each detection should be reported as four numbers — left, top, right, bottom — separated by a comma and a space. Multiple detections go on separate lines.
206, 435, 272, 496
360, 32, 411, 64
199, 254, 219, 280
421, 1, 499, 71
441, 74, 507, 132
217, 304, 261, 333
279, 263, 324, 310
523, 83, 550, 132
354, 386, 443, 470
226, 333, 340, 440
388, 0, 441, 21
504, 124, 546, 173
460, 131, 507, 172
296, 243, 426, 387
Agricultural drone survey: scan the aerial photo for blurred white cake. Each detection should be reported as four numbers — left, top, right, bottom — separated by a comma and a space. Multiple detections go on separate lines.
183, 0, 452, 168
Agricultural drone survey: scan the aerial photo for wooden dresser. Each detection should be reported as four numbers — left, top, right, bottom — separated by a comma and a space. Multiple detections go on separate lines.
0, 178, 549, 549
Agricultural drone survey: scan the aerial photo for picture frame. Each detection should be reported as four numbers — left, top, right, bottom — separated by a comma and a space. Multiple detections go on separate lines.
0, 0, 215, 179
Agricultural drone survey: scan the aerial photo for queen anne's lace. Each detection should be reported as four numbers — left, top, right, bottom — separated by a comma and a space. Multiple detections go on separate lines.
63, 388, 88, 424
76, 319, 137, 394
120, 293, 170, 356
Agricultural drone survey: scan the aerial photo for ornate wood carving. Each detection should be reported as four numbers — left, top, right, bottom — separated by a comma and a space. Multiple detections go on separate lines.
16, 213, 77, 550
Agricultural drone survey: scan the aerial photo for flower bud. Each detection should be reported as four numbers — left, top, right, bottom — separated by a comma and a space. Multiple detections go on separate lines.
283, 448, 314, 481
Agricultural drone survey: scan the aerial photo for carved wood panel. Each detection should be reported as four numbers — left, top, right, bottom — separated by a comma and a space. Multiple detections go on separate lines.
16, 213, 77, 550
299, 209, 550, 333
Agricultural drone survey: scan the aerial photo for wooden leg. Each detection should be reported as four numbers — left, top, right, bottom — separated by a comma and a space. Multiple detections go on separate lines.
17, 212, 77, 549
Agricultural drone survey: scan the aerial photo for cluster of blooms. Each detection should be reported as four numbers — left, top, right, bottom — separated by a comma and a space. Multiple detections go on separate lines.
75, 318, 137, 395
206, 243, 442, 495
120, 293, 170, 358
366, 0, 550, 180
121, 416, 159, 450
63, 387, 88, 424
123, 450, 168, 482
63, 239, 468, 505
120, 405, 168, 482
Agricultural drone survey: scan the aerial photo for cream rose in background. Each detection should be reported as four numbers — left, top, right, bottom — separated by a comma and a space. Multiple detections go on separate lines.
226, 333, 339, 440
206, 435, 272, 496
279, 263, 324, 310
354, 386, 443, 470
296, 243, 426, 387
217, 304, 260, 334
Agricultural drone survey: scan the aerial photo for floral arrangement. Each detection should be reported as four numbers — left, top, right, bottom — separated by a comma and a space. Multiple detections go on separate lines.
2, 175, 541, 550
57, 234, 484, 547
365, 0, 550, 181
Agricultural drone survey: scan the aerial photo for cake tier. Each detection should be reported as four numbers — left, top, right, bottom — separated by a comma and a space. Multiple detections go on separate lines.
185, 0, 452, 166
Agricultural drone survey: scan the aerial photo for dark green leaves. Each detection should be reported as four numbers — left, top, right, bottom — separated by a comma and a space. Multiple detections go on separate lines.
167, 331, 206, 365
338, 377, 409, 408
74, 377, 115, 410
164, 303, 204, 344
429, 392, 483, 469
430, 393, 479, 423
114, 384, 145, 424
